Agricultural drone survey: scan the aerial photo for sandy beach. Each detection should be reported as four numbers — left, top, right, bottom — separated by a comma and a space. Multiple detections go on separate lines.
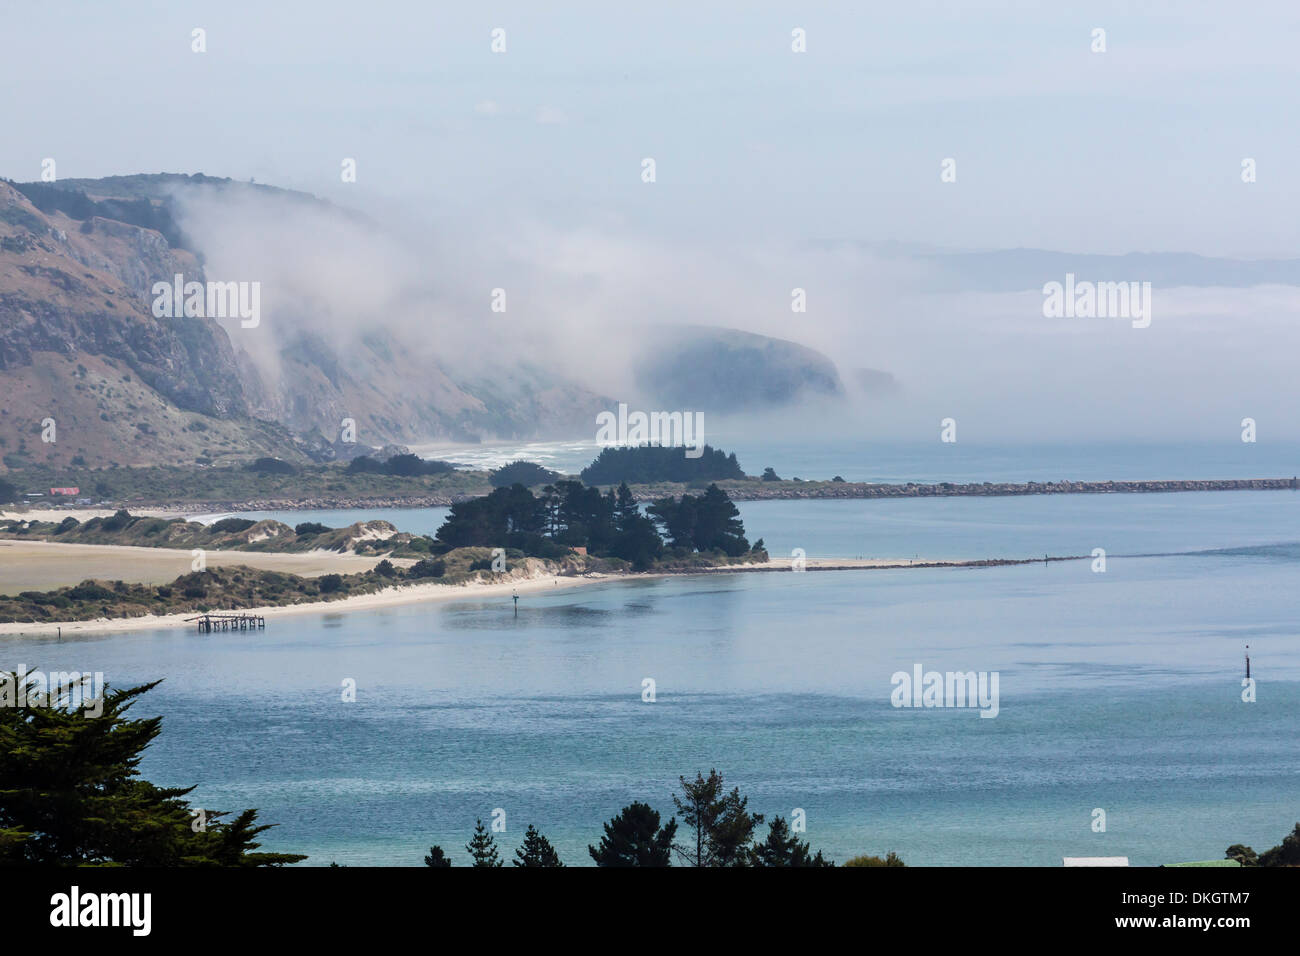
0, 551, 1070, 638
0, 569, 596, 638
0, 539, 397, 595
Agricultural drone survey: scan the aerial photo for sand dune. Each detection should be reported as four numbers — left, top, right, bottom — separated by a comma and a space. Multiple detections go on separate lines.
0, 569, 592, 638
0, 539, 392, 595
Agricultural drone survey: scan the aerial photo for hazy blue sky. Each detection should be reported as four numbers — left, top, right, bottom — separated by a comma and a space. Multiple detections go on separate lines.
8, 1, 1300, 441
5, 0, 1299, 257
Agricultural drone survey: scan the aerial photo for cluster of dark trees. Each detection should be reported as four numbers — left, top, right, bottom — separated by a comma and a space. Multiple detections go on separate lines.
247, 457, 298, 475
346, 453, 455, 477
1226, 824, 1300, 866
580, 445, 745, 486
424, 821, 564, 868
0, 677, 304, 866
488, 460, 561, 488
436, 481, 758, 570
12, 179, 191, 250
647, 484, 753, 556
424, 770, 853, 868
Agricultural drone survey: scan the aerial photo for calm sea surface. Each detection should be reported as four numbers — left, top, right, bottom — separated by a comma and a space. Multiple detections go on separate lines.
5, 446, 1299, 866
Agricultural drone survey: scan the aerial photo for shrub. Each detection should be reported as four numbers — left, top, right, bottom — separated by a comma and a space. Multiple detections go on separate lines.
100, 509, 134, 532
210, 517, 257, 534
294, 522, 331, 536
247, 457, 297, 475
346, 456, 383, 474
842, 852, 905, 867
317, 574, 343, 593
409, 558, 446, 579
489, 460, 561, 488
68, 583, 117, 602
383, 453, 428, 476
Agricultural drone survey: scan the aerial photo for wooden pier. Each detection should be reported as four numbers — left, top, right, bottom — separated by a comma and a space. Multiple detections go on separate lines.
186, 613, 266, 633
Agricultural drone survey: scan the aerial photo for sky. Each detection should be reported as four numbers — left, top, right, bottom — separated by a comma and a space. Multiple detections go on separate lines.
4, 0, 1299, 256
4, 1, 1300, 442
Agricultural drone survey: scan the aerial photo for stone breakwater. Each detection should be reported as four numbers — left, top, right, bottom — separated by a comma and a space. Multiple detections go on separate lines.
712, 476, 1300, 502
13, 478, 1298, 515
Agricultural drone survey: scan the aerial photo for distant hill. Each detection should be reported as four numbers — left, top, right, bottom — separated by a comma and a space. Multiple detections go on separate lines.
0, 178, 304, 469
827, 240, 1300, 292
0, 174, 610, 468
633, 326, 844, 411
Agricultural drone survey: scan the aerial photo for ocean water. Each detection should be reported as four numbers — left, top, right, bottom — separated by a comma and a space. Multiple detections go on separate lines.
404, 438, 1300, 485
5, 482, 1298, 867
236, 488, 1297, 560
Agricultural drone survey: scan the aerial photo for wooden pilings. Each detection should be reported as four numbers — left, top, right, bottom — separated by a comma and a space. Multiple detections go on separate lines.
186, 613, 266, 633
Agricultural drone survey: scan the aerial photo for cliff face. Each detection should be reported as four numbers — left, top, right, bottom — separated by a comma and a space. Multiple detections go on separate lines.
0, 182, 252, 420
0, 173, 870, 471
0, 175, 611, 467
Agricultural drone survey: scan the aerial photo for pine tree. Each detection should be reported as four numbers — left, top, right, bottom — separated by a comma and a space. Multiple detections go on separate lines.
1258, 823, 1300, 866
749, 816, 834, 867
589, 802, 677, 867
513, 824, 563, 867
614, 482, 640, 527
424, 845, 452, 867
0, 674, 304, 866
672, 769, 763, 867
465, 819, 502, 867
1225, 843, 1257, 866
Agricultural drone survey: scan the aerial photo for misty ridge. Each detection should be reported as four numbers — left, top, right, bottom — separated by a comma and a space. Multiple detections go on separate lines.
171, 174, 1300, 445
7, 171, 1300, 457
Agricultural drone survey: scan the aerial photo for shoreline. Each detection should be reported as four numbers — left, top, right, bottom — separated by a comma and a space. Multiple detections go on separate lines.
0, 554, 1080, 638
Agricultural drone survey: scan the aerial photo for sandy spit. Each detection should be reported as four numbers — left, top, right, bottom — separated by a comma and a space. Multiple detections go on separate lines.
0, 553, 1079, 638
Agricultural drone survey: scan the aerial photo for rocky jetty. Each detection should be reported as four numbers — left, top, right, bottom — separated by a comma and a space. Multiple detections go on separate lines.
713, 476, 1300, 502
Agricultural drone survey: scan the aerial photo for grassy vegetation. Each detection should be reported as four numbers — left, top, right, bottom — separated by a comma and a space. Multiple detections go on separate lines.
1, 506, 771, 567
0, 546, 566, 624
0, 461, 494, 507
0, 510, 438, 556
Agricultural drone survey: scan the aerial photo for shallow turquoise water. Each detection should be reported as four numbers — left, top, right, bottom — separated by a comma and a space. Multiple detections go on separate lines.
4, 489, 1298, 867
